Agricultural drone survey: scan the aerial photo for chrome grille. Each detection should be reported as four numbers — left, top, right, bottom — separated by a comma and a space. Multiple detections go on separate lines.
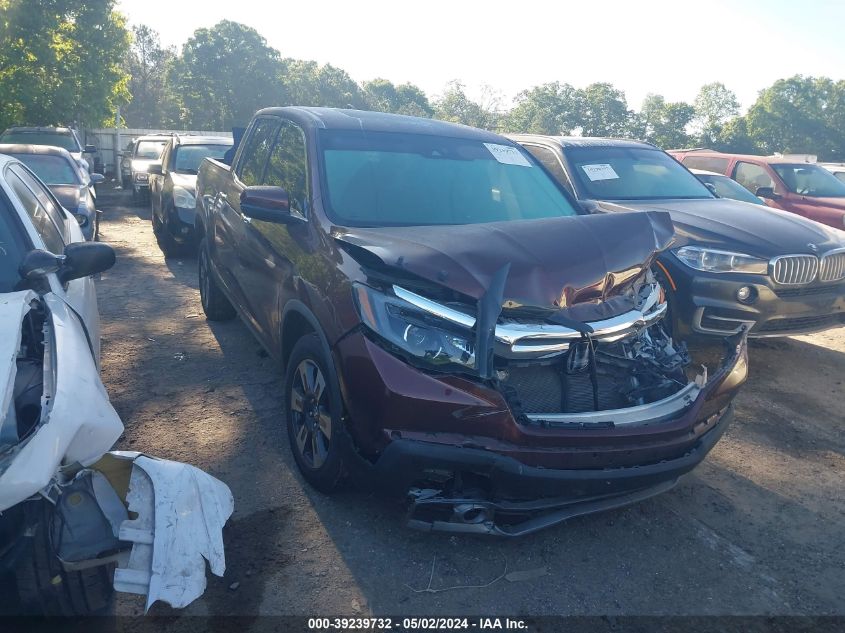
771, 255, 819, 285
819, 250, 845, 282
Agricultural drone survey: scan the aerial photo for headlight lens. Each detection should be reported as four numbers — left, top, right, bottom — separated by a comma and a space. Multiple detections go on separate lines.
172, 186, 196, 209
74, 213, 88, 227
674, 246, 768, 274
353, 283, 475, 370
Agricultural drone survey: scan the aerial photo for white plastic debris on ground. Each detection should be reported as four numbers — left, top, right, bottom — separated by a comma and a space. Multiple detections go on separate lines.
112, 452, 234, 611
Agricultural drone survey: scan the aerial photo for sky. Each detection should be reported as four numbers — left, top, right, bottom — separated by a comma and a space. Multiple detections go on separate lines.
116, 0, 845, 111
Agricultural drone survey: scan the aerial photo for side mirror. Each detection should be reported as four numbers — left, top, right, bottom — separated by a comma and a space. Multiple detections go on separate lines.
240, 186, 297, 223
84, 144, 97, 154
59, 242, 115, 282
19, 243, 116, 284
90, 173, 105, 184
755, 186, 779, 200
704, 182, 718, 196
147, 163, 162, 176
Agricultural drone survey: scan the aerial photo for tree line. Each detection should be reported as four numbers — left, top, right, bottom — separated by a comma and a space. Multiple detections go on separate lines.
3, 1, 845, 160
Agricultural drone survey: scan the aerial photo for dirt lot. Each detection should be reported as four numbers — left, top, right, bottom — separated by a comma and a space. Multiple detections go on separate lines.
96, 186, 844, 617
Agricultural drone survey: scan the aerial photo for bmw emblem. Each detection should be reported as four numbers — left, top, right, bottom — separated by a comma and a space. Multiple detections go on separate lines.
808, 243, 819, 252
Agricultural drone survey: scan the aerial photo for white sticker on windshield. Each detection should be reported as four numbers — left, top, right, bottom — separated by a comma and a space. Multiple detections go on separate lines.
484, 143, 532, 167
581, 164, 619, 181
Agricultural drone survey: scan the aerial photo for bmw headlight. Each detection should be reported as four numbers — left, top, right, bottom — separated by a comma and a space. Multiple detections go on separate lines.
674, 246, 768, 274
353, 283, 475, 370
173, 186, 196, 209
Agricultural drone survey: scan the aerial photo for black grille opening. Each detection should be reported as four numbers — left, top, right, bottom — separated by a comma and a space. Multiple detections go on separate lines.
502, 364, 630, 414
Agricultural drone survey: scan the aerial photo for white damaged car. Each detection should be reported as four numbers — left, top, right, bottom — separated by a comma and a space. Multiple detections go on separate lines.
0, 154, 233, 614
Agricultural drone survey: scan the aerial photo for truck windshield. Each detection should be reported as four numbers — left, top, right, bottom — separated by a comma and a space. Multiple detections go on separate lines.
173, 144, 231, 174
772, 164, 845, 198
319, 130, 579, 226
566, 146, 714, 201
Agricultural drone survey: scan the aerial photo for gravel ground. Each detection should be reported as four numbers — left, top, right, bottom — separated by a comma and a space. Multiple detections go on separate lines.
95, 186, 844, 618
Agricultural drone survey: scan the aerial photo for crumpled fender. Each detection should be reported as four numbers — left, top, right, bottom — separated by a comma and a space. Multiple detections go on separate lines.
108, 451, 234, 611
0, 293, 123, 512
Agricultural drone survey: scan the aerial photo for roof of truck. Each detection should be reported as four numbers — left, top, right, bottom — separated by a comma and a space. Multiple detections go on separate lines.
0, 143, 75, 158
256, 107, 506, 142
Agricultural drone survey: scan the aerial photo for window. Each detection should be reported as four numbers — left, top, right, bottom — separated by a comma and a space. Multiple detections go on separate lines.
6, 168, 65, 253
733, 161, 775, 194
770, 163, 845, 198
160, 142, 172, 171
565, 146, 713, 201
319, 130, 578, 226
173, 144, 231, 174
0, 195, 29, 293
134, 140, 168, 159
9, 154, 82, 185
0, 130, 79, 152
264, 122, 309, 216
681, 155, 730, 174
523, 145, 573, 194
695, 174, 765, 205
237, 118, 281, 186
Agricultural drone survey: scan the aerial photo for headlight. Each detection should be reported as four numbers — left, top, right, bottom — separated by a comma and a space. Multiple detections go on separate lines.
173, 186, 196, 209
674, 246, 768, 274
353, 283, 475, 370
74, 213, 88, 227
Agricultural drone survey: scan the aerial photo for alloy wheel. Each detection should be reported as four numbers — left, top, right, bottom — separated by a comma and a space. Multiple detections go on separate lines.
289, 359, 332, 469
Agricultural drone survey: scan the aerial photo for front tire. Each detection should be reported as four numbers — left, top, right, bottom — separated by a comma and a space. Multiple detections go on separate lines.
285, 334, 348, 493
198, 237, 236, 321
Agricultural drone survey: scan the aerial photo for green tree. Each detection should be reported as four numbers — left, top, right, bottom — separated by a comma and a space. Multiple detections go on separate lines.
0, 0, 130, 130
123, 25, 179, 128
362, 78, 433, 117
577, 83, 631, 137
282, 60, 368, 109
633, 94, 694, 149
746, 75, 845, 159
500, 82, 582, 134
434, 81, 500, 129
713, 116, 759, 154
174, 21, 286, 129
693, 82, 740, 146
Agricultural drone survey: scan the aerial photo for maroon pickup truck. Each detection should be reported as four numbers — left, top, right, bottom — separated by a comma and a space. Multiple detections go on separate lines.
671, 150, 845, 231
195, 107, 748, 536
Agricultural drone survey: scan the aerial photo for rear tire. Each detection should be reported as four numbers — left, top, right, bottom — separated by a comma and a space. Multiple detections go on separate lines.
285, 334, 349, 493
198, 237, 236, 321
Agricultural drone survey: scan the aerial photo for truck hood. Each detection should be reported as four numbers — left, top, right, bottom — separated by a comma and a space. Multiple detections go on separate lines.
334, 211, 674, 310
589, 198, 845, 257
49, 184, 85, 211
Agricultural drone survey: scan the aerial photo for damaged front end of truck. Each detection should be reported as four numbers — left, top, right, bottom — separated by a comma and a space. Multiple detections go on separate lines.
0, 291, 232, 614
334, 211, 748, 536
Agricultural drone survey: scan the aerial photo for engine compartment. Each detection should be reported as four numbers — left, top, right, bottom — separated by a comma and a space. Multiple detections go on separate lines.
1, 302, 46, 449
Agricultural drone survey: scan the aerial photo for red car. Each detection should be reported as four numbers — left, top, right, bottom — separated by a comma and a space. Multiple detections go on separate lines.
670, 150, 845, 231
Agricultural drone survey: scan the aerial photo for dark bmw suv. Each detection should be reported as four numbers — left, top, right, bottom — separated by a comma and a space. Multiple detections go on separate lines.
195, 108, 748, 536
512, 136, 845, 339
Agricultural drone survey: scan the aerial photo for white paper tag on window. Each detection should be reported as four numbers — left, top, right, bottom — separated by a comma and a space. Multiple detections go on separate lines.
484, 143, 532, 167
581, 163, 619, 181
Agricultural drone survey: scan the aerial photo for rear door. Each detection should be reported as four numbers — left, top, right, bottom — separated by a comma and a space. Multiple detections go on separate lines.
213, 116, 281, 335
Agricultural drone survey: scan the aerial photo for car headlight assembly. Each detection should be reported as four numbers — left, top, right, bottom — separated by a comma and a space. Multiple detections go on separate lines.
172, 186, 196, 209
353, 283, 475, 371
674, 246, 768, 274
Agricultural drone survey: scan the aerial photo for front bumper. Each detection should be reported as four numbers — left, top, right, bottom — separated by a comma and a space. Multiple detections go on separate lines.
660, 256, 845, 338
334, 327, 747, 532
165, 204, 197, 243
